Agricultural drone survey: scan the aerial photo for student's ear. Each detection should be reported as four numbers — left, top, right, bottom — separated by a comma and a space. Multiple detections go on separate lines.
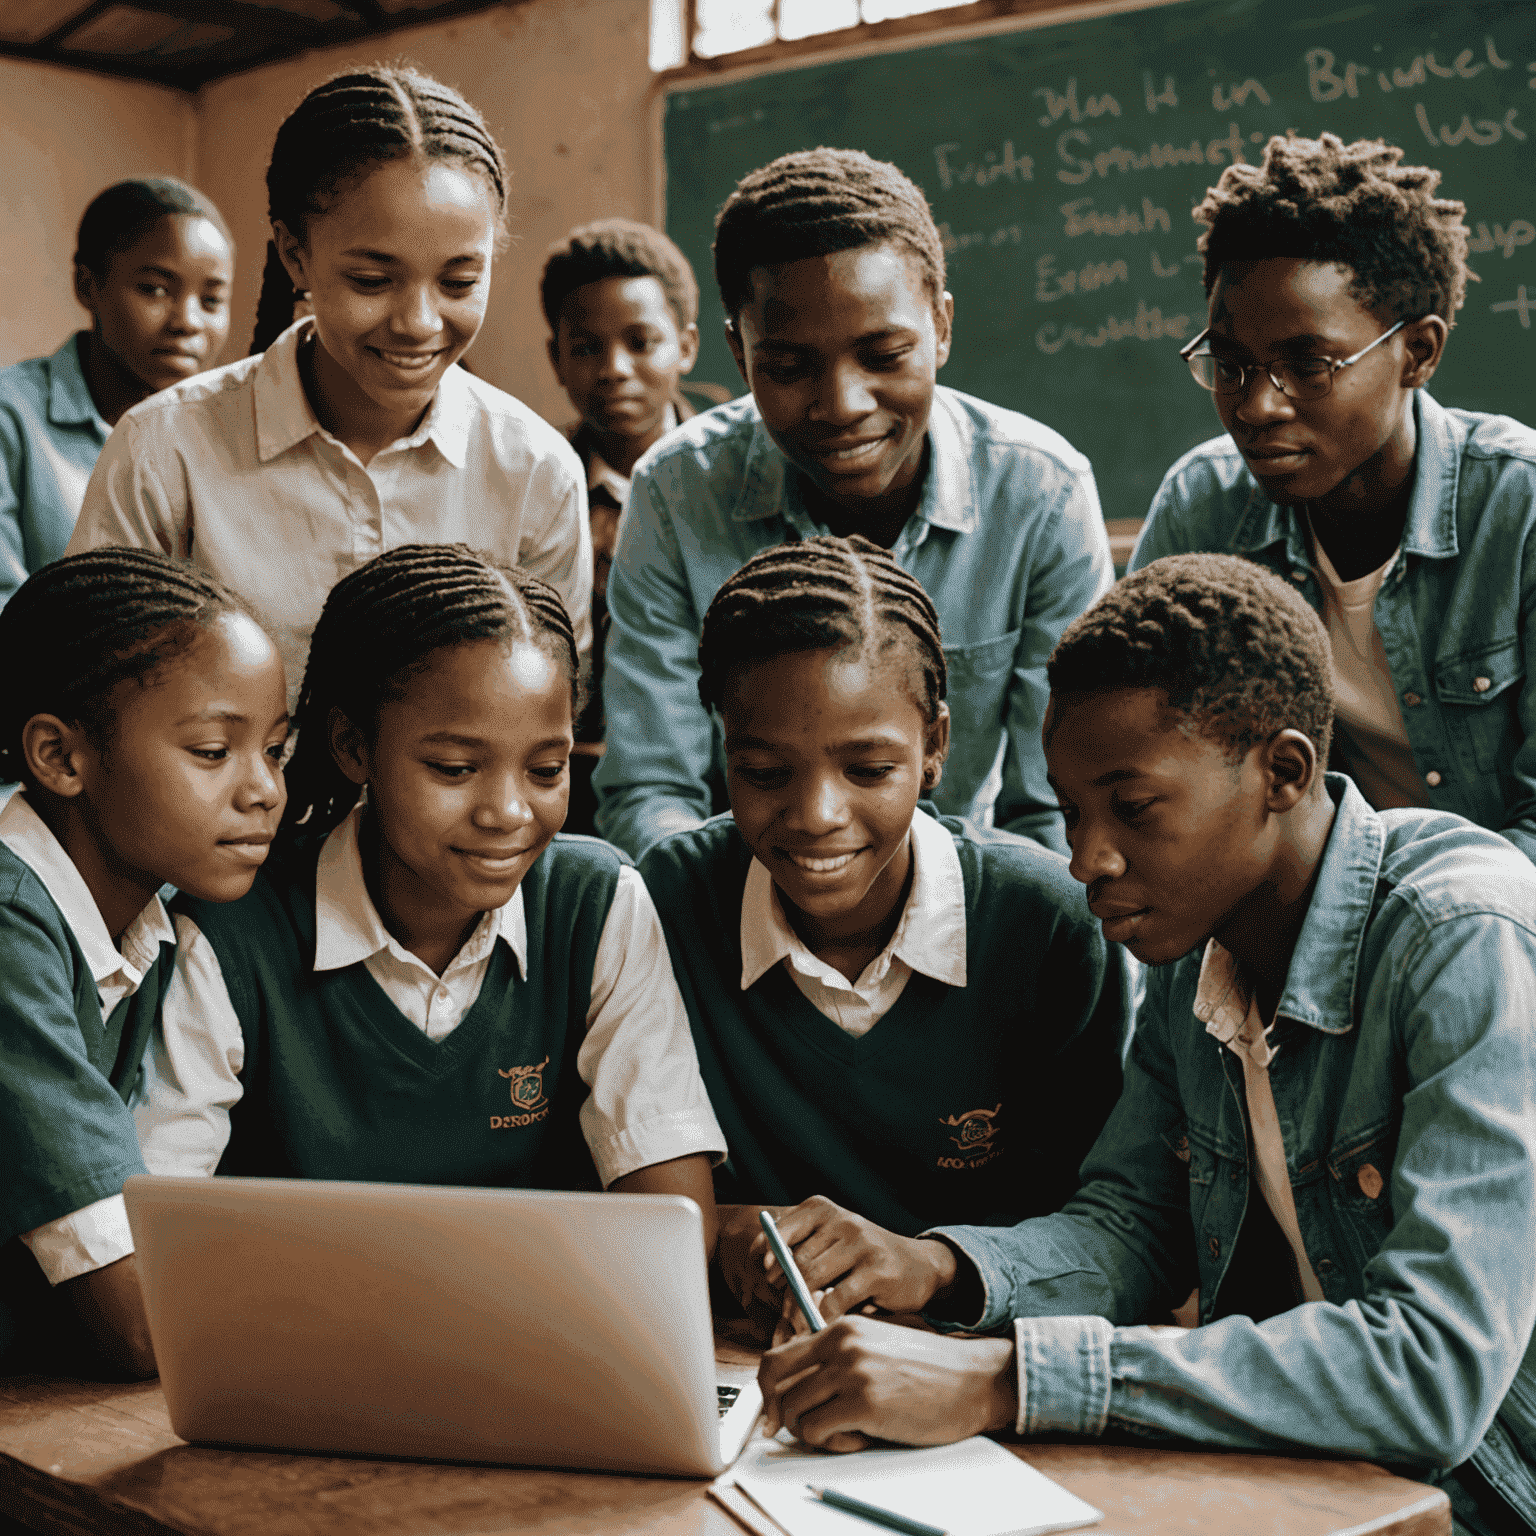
1262, 728, 1318, 812
271, 219, 310, 295
1401, 314, 1447, 389
22, 714, 91, 800
678, 321, 700, 375
934, 291, 955, 371
724, 318, 748, 385
73, 263, 102, 319
328, 706, 371, 788
921, 703, 951, 792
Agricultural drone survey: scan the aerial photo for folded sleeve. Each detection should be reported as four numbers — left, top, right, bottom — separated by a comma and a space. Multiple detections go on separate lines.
20, 1193, 136, 1286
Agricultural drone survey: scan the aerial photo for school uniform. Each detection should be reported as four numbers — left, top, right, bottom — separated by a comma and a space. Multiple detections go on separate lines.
1132, 393, 1536, 859
594, 387, 1114, 860
927, 777, 1536, 1530
67, 319, 593, 709
0, 790, 175, 1365
0, 335, 109, 607
637, 806, 1127, 1238
135, 806, 726, 1190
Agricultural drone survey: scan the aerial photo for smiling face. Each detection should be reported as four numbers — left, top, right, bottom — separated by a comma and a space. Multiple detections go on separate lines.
727, 243, 952, 524
551, 274, 698, 447
336, 638, 572, 965
276, 155, 498, 444
1044, 687, 1283, 967
1205, 259, 1439, 517
723, 644, 947, 944
75, 213, 233, 394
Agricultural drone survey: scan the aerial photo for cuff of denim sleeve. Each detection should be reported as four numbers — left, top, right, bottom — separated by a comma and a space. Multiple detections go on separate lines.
1013, 1314, 1113, 1438
919, 1225, 1008, 1331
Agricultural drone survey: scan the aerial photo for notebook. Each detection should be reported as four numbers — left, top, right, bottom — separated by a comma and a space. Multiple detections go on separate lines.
712, 1427, 1101, 1536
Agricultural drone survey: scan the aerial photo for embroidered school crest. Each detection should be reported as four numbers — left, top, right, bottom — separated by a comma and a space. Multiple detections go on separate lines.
936, 1104, 1004, 1169
491, 1056, 552, 1129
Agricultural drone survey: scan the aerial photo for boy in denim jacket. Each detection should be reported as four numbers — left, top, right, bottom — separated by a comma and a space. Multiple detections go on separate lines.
758, 555, 1536, 1536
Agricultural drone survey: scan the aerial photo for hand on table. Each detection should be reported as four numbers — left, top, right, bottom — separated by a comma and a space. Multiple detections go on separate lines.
757, 1314, 1018, 1453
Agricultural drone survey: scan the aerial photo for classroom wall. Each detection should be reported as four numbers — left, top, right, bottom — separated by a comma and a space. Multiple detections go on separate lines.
191, 0, 657, 426
0, 58, 196, 368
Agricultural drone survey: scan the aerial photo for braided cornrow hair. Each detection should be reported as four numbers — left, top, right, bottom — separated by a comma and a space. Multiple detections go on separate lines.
281, 543, 579, 842
250, 64, 508, 354
699, 535, 947, 779
713, 147, 946, 322
0, 549, 254, 788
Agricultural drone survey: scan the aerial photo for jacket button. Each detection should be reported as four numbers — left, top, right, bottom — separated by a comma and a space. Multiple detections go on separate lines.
1316, 1258, 1334, 1275
1290, 568, 1307, 583
1426, 770, 1443, 787
1208, 1236, 1220, 1259
1474, 676, 1492, 693
1402, 692, 1421, 708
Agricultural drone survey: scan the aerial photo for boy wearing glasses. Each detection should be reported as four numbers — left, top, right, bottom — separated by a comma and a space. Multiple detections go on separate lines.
1131, 132, 1536, 859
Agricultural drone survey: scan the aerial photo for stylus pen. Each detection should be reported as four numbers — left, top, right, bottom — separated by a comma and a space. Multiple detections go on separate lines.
808, 1485, 948, 1536
758, 1210, 824, 1333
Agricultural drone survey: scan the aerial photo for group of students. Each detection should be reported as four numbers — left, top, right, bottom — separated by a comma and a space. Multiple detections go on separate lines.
1, 58, 1534, 1536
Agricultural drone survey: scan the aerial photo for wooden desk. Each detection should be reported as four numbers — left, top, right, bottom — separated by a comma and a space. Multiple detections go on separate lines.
1, 1338, 1449, 1536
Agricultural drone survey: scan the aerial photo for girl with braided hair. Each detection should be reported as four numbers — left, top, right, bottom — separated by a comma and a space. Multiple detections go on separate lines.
69, 64, 591, 711
136, 545, 725, 1244
0, 548, 288, 1379
636, 535, 1125, 1333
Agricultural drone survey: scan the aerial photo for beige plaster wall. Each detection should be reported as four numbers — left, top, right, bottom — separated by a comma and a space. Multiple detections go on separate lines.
192, 0, 658, 425
0, 58, 196, 368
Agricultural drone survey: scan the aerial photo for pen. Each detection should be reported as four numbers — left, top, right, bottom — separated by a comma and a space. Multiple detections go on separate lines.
758, 1210, 824, 1334
808, 1485, 948, 1536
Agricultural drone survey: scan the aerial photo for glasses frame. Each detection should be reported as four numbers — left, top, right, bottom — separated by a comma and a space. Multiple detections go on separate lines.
1179, 317, 1410, 400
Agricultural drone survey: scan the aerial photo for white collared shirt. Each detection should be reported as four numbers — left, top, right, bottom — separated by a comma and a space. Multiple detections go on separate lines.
136, 806, 726, 1190
738, 807, 967, 1037
579, 404, 678, 510
69, 320, 593, 709
1192, 938, 1326, 1305
0, 790, 175, 1285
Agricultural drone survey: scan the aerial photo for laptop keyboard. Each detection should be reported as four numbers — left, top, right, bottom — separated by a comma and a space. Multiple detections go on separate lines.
717, 1385, 741, 1418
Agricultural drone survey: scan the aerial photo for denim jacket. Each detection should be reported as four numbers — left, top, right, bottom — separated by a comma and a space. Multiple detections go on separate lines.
1131, 392, 1536, 862
931, 778, 1536, 1519
593, 388, 1112, 859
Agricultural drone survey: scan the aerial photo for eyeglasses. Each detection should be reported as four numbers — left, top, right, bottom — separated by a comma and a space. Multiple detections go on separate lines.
1179, 318, 1409, 401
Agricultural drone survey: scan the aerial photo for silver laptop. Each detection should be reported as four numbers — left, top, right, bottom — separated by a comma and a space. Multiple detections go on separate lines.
123, 1176, 763, 1476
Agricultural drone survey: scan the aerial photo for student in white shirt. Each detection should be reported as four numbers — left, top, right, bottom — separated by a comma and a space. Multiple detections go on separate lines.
0, 549, 288, 1377
69, 65, 591, 707
136, 545, 726, 1241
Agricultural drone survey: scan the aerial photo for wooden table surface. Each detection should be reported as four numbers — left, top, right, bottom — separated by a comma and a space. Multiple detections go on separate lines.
1, 1331, 1450, 1536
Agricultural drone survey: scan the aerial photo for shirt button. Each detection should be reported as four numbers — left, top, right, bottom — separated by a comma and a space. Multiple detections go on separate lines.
1207, 1236, 1221, 1259
1425, 770, 1443, 788
1473, 676, 1492, 693
1401, 692, 1421, 708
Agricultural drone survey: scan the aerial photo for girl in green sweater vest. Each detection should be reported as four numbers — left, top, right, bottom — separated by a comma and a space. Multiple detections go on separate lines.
636, 535, 1126, 1335
1, 547, 289, 1378
136, 544, 725, 1248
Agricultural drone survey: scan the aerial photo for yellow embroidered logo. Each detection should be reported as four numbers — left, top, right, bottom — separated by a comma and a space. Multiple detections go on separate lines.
936, 1103, 1003, 1170
490, 1055, 551, 1129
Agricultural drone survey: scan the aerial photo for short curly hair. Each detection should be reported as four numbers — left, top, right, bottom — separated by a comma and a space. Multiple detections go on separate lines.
1194, 132, 1469, 324
1048, 554, 1334, 762
540, 218, 699, 333
712, 147, 946, 322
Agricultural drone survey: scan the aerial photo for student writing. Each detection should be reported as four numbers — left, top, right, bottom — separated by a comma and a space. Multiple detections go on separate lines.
756, 555, 1536, 1536
0, 549, 288, 1378
637, 535, 1125, 1322
1132, 132, 1536, 859
594, 147, 1113, 860
134, 545, 726, 1245
0, 179, 232, 609
68, 66, 592, 708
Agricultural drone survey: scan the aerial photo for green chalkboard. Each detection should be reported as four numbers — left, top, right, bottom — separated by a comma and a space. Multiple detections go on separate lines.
662, 0, 1536, 524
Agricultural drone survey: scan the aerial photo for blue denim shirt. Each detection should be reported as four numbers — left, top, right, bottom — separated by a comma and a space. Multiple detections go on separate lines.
0, 335, 108, 608
593, 388, 1113, 859
1131, 392, 1536, 862
931, 778, 1536, 1519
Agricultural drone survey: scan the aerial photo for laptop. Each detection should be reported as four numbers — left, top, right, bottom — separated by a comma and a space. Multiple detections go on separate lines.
123, 1176, 763, 1477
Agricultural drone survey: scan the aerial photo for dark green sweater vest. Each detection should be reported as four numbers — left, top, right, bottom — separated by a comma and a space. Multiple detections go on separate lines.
175, 834, 625, 1190
639, 812, 1127, 1237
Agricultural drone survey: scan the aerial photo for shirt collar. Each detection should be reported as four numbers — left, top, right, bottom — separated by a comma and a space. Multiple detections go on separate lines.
253, 319, 471, 470
313, 804, 526, 978
738, 806, 967, 991
47, 333, 108, 433
0, 789, 172, 988
729, 387, 977, 536
583, 404, 676, 506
